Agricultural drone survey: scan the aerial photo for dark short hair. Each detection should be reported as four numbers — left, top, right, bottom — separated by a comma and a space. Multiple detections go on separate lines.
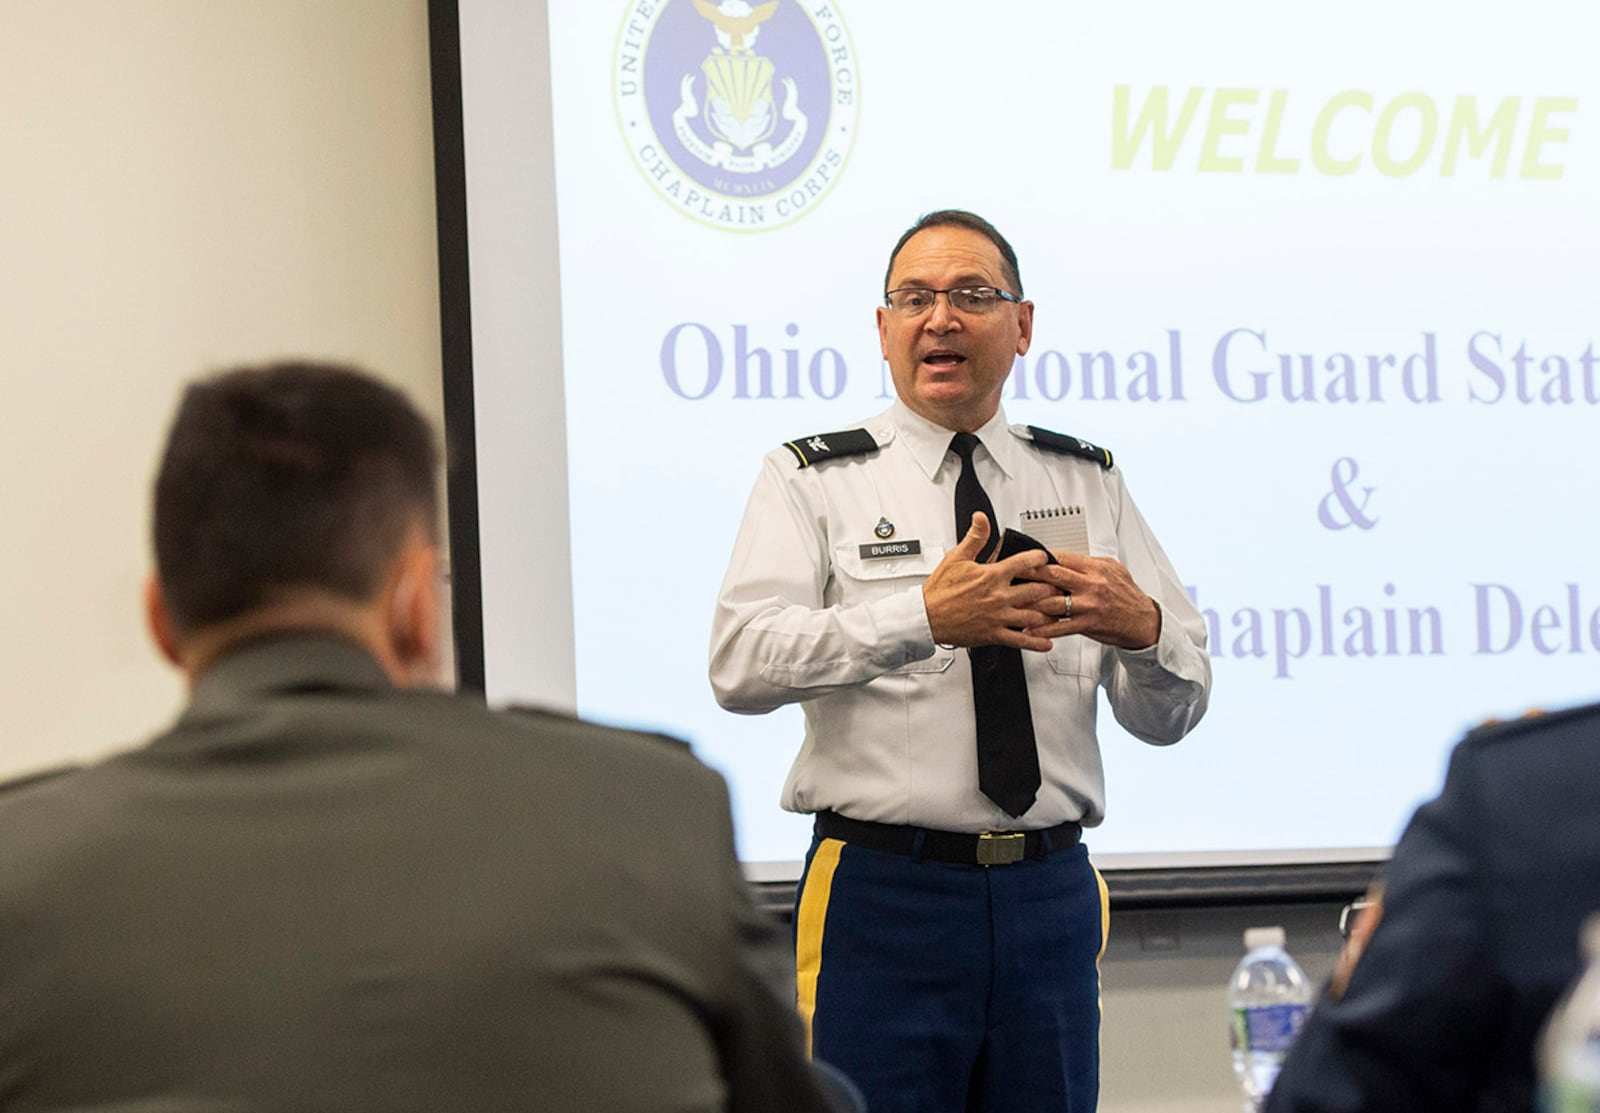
883, 209, 1024, 298
152, 361, 440, 635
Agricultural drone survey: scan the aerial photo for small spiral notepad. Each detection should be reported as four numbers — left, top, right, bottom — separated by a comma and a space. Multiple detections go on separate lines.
1019, 506, 1089, 555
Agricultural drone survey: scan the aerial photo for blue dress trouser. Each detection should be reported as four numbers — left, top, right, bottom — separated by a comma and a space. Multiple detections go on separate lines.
795, 834, 1109, 1113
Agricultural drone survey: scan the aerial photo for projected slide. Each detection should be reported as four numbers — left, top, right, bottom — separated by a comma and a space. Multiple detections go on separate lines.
456, 0, 1599, 870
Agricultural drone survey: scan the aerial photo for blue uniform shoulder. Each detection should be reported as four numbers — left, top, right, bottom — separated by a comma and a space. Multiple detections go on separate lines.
781, 428, 880, 469
1010, 424, 1114, 470
1462, 699, 1600, 748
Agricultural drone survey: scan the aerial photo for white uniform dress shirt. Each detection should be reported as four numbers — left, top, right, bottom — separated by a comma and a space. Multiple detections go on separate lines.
710, 401, 1210, 833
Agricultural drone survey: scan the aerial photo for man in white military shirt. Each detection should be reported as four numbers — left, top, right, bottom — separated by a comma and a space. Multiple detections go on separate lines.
709, 209, 1211, 1113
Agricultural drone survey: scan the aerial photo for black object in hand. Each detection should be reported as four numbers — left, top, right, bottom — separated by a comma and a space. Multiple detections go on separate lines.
988, 528, 1058, 581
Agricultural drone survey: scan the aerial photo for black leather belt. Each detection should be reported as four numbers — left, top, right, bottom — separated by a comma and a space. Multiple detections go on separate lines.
814, 810, 1082, 867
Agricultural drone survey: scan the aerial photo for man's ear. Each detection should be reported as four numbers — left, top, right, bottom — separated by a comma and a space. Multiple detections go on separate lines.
143, 574, 183, 668
1015, 299, 1034, 357
386, 539, 441, 687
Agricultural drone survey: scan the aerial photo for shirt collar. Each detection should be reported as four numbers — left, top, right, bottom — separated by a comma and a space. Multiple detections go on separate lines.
890, 400, 1016, 481
178, 632, 394, 724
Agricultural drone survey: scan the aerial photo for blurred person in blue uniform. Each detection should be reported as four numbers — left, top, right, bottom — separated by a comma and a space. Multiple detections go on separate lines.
1267, 702, 1600, 1113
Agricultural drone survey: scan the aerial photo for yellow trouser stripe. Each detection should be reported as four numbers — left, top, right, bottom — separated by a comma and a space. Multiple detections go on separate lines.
1093, 861, 1111, 962
1093, 859, 1111, 1058
794, 837, 844, 1058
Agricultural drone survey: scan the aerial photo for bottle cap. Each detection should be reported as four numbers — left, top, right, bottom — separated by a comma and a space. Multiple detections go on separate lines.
1244, 926, 1286, 950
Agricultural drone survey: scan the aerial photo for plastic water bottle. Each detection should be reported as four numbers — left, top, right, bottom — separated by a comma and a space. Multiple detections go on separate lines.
1228, 925, 1313, 1112
1538, 914, 1600, 1112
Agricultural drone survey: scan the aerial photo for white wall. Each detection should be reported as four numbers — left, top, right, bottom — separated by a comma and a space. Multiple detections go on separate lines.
0, 4, 1346, 1109
0, 0, 444, 777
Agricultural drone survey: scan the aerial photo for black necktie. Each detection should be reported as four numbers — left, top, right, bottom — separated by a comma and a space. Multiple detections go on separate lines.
950, 432, 1041, 818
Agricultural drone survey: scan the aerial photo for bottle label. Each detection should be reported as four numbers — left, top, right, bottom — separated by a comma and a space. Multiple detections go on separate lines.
1236, 1003, 1308, 1053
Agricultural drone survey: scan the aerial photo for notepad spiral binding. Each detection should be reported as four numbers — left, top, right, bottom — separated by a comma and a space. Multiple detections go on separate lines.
1018, 506, 1089, 554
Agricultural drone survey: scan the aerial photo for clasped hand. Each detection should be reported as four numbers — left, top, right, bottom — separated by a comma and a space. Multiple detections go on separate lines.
923, 513, 1161, 651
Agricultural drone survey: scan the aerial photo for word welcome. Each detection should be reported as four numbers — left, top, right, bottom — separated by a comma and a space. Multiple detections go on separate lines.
1113, 87, 1578, 178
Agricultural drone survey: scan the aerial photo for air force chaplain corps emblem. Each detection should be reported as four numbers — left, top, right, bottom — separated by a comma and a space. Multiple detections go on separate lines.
615, 0, 858, 232
682, 1, 797, 168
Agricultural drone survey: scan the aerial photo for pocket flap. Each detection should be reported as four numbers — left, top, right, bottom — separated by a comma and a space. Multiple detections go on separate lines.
834, 542, 942, 582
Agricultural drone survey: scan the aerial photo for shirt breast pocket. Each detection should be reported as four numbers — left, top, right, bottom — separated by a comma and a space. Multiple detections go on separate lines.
832, 543, 952, 675
1047, 636, 1101, 678
832, 543, 941, 592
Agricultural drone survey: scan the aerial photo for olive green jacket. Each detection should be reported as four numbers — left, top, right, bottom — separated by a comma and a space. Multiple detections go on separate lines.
0, 635, 833, 1113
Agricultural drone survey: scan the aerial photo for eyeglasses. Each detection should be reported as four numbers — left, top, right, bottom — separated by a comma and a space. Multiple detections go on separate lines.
1338, 899, 1377, 939
883, 286, 1021, 317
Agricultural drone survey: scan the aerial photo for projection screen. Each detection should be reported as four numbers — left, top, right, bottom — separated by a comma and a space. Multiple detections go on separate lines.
437, 0, 1600, 877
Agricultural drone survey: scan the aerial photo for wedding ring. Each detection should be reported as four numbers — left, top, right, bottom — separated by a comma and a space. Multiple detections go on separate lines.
1063, 591, 1073, 620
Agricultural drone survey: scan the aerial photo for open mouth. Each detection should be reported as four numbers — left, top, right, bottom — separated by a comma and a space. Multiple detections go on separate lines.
923, 350, 966, 367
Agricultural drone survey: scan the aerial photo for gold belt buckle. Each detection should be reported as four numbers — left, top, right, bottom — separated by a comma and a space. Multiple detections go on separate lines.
976, 831, 1026, 866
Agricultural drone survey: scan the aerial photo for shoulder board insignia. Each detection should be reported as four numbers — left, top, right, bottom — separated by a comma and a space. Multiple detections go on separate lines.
1021, 425, 1114, 469
782, 428, 879, 469
1467, 699, 1600, 745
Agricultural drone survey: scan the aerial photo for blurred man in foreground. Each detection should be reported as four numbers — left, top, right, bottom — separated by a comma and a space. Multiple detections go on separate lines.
1266, 703, 1600, 1112
0, 361, 850, 1113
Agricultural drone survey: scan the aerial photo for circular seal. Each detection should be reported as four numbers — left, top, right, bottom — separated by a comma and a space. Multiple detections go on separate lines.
874, 516, 894, 539
614, 0, 859, 233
